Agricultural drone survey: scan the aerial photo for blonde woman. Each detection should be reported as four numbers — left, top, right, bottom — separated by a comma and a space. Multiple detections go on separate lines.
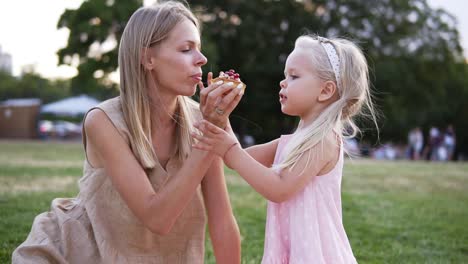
194, 35, 379, 263
13, 2, 241, 263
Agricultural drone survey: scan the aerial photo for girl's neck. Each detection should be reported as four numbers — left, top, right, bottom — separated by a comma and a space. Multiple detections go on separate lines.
299, 109, 322, 129
299, 97, 339, 129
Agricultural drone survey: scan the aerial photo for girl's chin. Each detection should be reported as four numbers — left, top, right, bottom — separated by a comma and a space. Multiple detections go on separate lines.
280, 107, 298, 117
280, 106, 291, 115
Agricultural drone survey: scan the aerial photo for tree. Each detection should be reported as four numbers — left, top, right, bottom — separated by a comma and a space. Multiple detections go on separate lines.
190, 0, 466, 147
57, 0, 142, 99
0, 71, 71, 103
57, 0, 468, 155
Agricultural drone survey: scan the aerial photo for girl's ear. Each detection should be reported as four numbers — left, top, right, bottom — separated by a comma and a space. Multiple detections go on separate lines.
318, 81, 337, 102
141, 48, 156, 70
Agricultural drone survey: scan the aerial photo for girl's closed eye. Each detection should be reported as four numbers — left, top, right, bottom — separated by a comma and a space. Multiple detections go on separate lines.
284, 71, 299, 80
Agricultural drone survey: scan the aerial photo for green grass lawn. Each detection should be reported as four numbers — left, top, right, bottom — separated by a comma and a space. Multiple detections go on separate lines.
1, 140, 467, 263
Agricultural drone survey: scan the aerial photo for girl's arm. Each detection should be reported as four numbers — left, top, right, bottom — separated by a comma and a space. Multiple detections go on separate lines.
192, 120, 337, 203
202, 157, 241, 264
225, 144, 328, 203
244, 140, 279, 167
224, 123, 279, 168
85, 110, 215, 235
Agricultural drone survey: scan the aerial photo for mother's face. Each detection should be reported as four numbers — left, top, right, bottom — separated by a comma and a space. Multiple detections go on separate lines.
149, 18, 207, 97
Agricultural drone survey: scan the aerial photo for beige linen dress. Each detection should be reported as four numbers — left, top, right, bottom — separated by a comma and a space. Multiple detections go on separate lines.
12, 97, 207, 264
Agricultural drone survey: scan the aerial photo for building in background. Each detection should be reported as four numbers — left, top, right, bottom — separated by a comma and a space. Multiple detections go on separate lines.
0, 98, 41, 139
0, 45, 12, 74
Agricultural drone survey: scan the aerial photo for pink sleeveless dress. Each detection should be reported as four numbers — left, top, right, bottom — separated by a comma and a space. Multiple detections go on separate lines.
262, 135, 357, 264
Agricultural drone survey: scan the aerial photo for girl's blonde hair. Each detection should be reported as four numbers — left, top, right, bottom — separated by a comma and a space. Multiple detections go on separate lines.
118, 1, 199, 169
273, 35, 378, 172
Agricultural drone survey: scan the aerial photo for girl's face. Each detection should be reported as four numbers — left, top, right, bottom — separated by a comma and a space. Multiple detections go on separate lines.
149, 18, 207, 97
279, 47, 324, 118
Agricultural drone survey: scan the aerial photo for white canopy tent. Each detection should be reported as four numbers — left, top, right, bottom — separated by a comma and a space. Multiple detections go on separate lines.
41, 94, 101, 117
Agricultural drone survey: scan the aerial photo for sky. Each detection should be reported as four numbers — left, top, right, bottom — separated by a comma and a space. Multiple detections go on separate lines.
0, 0, 466, 79
0, 0, 82, 78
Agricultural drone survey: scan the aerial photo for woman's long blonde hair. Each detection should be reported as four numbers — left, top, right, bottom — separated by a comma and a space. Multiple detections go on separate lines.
118, 1, 198, 169
273, 35, 378, 172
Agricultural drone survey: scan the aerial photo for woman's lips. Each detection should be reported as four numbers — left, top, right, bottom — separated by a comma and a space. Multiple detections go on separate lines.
191, 73, 202, 81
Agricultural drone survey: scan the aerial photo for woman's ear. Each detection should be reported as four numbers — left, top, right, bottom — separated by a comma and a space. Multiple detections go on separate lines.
141, 48, 156, 70
318, 81, 337, 102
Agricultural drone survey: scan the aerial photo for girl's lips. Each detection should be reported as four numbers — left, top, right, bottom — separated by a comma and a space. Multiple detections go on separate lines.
279, 93, 287, 103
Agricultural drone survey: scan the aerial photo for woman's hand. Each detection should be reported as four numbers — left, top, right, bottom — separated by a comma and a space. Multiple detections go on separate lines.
192, 119, 239, 158
198, 72, 244, 129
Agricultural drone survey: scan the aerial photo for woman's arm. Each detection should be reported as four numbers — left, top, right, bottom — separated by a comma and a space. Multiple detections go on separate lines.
85, 110, 215, 235
202, 157, 241, 264
192, 120, 336, 203
198, 72, 244, 129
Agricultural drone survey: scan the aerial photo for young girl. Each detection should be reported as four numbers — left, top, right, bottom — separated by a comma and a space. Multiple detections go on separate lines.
12, 2, 242, 263
193, 35, 377, 263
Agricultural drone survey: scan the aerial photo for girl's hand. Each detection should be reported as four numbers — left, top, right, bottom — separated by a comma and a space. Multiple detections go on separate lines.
198, 72, 244, 129
192, 120, 239, 157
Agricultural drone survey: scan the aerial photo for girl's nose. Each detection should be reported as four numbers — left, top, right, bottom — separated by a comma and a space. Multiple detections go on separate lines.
279, 79, 286, 89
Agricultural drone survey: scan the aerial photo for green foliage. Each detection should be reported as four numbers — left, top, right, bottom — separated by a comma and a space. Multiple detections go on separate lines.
57, 0, 142, 98
190, 0, 468, 154
192, 0, 324, 141
56, 0, 468, 154
0, 71, 71, 104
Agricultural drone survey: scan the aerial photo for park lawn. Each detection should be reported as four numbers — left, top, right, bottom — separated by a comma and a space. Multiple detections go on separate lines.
0, 140, 467, 263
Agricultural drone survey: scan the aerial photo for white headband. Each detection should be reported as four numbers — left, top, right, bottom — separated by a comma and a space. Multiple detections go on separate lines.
317, 36, 341, 92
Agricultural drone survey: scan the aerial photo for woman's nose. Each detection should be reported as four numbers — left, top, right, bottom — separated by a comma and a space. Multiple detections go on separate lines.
196, 51, 208, 66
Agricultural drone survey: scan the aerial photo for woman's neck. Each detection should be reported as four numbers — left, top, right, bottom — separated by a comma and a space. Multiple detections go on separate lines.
151, 96, 178, 130
146, 77, 178, 130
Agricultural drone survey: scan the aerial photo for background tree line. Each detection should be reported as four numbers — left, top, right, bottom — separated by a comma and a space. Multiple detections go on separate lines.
1, 0, 467, 157
0, 71, 70, 104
